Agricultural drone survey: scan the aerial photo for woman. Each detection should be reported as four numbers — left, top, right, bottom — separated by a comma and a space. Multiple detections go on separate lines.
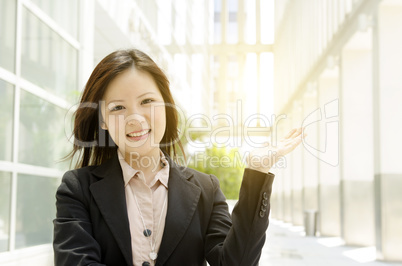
53, 49, 304, 266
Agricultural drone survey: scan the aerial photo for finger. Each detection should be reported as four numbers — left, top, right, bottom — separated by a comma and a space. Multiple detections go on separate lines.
262, 141, 270, 147
280, 132, 307, 156
289, 127, 303, 139
285, 137, 303, 153
284, 136, 301, 147
285, 133, 306, 147
294, 133, 307, 146
284, 128, 297, 139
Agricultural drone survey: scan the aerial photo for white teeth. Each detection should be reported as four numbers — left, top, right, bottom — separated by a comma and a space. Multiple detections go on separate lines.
127, 130, 150, 137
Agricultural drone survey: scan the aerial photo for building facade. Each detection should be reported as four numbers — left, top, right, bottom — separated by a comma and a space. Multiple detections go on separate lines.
3, 0, 401, 264
272, 0, 402, 262
211, 0, 274, 133
0, 0, 84, 264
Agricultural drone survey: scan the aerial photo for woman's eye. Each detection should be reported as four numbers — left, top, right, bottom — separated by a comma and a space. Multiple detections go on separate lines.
110, 105, 125, 111
141, 99, 154, 105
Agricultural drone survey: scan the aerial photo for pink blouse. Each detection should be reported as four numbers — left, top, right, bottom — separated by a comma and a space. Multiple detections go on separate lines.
118, 150, 169, 266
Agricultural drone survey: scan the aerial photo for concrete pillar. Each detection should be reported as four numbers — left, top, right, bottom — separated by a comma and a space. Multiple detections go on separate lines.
285, 101, 303, 226
280, 117, 293, 223
340, 30, 375, 246
271, 114, 293, 222
317, 68, 341, 237
374, 1, 402, 261
287, 101, 303, 224
301, 84, 319, 223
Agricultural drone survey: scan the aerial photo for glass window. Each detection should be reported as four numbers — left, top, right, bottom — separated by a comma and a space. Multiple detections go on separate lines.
227, 55, 238, 92
142, 0, 157, 30
174, 0, 186, 45
0, 0, 16, 72
173, 53, 187, 85
157, 0, 172, 45
260, 52, 274, 116
190, 54, 204, 114
214, 0, 222, 43
227, 0, 238, 44
15, 174, 60, 249
212, 55, 220, 93
21, 7, 78, 102
192, 0, 205, 44
245, 0, 256, 44
18, 91, 70, 170
244, 53, 257, 125
0, 80, 14, 161
260, 0, 274, 44
0, 172, 12, 252
30, 0, 79, 39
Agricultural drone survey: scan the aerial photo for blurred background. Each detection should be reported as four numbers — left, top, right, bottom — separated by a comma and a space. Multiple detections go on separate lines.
0, 0, 401, 265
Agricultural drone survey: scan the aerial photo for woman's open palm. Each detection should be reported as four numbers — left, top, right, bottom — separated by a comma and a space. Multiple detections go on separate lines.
247, 128, 306, 173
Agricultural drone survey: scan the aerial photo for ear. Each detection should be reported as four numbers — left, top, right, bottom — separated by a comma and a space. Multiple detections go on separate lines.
99, 103, 108, 130
100, 121, 108, 130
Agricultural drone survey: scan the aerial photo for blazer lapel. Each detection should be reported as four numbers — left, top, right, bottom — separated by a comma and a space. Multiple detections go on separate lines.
156, 158, 201, 265
89, 154, 133, 266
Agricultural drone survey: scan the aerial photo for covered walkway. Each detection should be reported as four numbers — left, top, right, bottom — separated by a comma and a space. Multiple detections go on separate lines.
260, 220, 402, 266
227, 200, 402, 266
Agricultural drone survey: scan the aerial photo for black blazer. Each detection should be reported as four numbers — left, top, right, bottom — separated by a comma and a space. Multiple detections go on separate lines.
53, 153, 275, 266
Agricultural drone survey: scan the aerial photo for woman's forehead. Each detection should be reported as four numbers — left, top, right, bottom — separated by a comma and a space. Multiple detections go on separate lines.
103, 69, 161, 100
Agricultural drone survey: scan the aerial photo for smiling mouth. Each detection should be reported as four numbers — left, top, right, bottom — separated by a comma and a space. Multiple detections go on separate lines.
126, 129, 151, 137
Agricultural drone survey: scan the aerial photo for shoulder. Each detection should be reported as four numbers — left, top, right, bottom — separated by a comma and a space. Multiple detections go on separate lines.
63, 165, 98, 177
60, 153, 121, 187
174, 165, 221, 193
57, 165, 98, 197
61, 165, 99, 185
181, 166, 210, 179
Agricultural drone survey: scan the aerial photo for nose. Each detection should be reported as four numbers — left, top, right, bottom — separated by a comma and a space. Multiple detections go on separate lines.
126, 113, 147, 127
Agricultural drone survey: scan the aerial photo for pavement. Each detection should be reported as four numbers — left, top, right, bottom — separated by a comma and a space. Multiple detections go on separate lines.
226, 200, 402, 266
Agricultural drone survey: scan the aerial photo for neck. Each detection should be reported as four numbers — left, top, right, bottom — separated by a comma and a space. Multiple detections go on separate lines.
124, 148, 162, 183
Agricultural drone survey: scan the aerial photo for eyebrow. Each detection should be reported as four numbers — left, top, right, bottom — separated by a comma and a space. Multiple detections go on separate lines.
138, 92, 156, 98
107, 92, 156, 105
106, 100, 123, 105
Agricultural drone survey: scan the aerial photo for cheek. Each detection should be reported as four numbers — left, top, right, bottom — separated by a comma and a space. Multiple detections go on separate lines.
154, 108, 167, 134
104, 114, 126, 140
151, 105, 166, 122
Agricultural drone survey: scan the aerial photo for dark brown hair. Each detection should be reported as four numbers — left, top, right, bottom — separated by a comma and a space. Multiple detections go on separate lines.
67, 49, 183, 169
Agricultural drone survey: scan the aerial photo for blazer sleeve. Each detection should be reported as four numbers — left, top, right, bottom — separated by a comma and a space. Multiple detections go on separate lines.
53, 170, 106, 266
205, 168, 275, 266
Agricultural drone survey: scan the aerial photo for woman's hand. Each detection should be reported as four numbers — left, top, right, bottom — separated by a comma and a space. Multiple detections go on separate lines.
246, 128, 306, 173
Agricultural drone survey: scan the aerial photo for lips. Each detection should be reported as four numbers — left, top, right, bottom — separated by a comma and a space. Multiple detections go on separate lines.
126, 129, 151, 138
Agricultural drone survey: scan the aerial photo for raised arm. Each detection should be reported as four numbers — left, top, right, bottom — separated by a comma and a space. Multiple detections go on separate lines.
205, 128, 305, 265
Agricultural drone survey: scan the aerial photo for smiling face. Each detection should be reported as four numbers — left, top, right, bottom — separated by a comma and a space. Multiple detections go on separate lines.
101, 67, 166, 160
